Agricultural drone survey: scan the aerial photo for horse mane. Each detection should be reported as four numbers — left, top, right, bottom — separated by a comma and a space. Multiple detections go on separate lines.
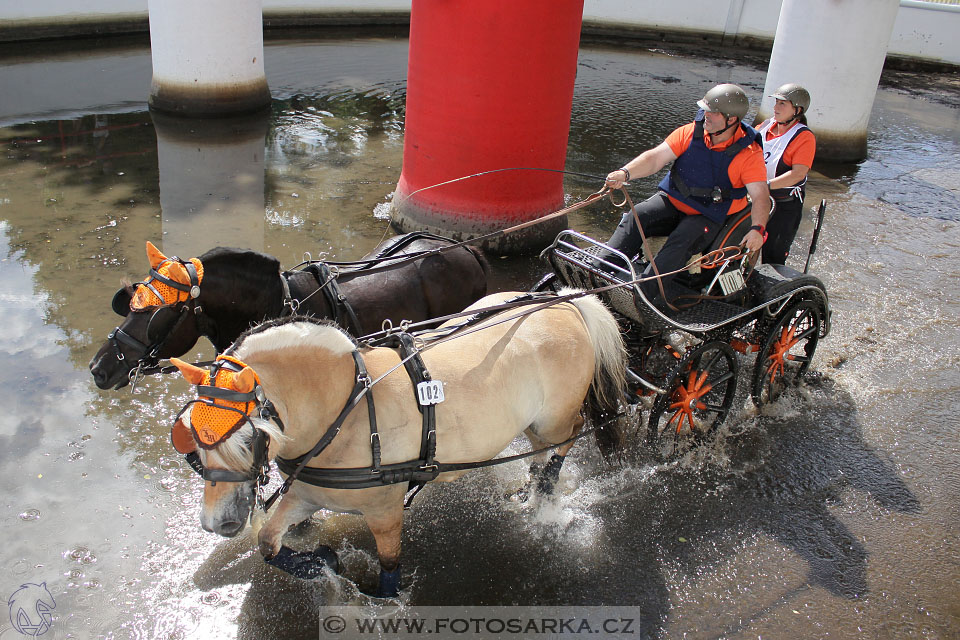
199, 246, 281, 271
230, 315, 357, 361
199, 247, 282, 289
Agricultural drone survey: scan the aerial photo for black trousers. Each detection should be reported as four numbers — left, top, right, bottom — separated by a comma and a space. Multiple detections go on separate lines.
763, 196, 803, 265
606, 193, 723, 301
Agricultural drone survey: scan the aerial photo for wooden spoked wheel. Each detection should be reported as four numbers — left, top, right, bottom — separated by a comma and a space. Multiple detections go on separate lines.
751, 300, 821, 406
647, 340, 738, 462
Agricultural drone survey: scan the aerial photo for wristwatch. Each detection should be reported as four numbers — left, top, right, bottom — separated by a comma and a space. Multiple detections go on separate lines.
749, 224, 768, 242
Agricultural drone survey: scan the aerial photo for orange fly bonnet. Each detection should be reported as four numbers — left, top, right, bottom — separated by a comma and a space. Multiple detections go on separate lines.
186, 355, 261, 449
130, 256, 204, 310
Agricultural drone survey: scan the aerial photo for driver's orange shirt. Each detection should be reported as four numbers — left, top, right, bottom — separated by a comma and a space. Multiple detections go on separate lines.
663, 122, 767, 216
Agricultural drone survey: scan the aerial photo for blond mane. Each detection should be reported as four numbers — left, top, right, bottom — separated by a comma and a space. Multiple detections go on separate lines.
234, 318, 355, 362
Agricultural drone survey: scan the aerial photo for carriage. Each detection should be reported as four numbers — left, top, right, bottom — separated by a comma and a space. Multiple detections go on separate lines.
539, 198, 831, 461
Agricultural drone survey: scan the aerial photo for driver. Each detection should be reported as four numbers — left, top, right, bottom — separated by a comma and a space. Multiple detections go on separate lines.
602, 83, 770, 304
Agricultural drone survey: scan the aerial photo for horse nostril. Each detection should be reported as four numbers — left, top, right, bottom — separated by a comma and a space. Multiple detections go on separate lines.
217, 520, 243, 537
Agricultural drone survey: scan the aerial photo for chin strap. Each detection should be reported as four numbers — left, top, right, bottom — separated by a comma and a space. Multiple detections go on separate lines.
713, 117, 739, 138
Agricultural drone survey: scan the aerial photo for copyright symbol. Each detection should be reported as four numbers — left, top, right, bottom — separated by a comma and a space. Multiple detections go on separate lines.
323, 615, 346, 634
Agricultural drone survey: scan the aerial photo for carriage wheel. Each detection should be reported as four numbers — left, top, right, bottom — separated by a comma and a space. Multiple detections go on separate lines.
751, 300, 821, 406
646, 341, 738, 462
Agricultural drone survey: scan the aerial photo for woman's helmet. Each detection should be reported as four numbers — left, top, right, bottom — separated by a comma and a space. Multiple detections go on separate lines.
697, 84, 749, 120
770, 83, 811, 112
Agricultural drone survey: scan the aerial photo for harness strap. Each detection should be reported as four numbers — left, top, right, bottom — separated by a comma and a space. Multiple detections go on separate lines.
395, 333, 436, 494
272, 422, 606, 491
277, 272, 296, 316
265, 350, 371, 511
303, 262, 363, 335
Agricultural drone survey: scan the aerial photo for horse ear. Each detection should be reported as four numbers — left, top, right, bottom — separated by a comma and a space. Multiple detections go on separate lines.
145, 241, 167, 269
171, 357, 206, 386
235, 366, 257, 393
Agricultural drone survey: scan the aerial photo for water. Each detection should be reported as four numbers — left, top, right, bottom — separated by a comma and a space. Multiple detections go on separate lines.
1, 34, 958, 639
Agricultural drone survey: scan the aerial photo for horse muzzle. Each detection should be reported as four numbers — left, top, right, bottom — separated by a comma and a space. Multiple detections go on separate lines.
200, 481, 254, 538
88, 349, 132, 390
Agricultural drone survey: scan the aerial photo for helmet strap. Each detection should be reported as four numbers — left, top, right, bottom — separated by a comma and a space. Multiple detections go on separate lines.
713, 116, 739, 139
778, 105, 802, 127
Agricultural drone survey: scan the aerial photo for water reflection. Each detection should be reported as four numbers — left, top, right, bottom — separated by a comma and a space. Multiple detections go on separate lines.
153, 111, 270, 255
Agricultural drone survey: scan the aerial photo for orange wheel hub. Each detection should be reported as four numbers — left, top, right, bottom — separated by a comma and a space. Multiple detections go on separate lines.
666, 369, 713, 435
765, 322, 801, 383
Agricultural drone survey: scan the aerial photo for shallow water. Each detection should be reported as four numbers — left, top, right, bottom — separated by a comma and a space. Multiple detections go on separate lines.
0, 34, 958, 639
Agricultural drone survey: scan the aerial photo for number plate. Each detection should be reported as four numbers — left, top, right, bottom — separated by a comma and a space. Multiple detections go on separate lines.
718, 270, 746, 295
417, 380, 445, 405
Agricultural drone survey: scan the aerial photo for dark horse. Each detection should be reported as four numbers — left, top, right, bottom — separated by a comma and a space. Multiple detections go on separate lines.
89, 233, 488, 390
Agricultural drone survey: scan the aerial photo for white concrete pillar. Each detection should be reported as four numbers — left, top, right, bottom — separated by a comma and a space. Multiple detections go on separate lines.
148, 0, 270, 116
152, 112, 269, 256
758, 0, 900, 161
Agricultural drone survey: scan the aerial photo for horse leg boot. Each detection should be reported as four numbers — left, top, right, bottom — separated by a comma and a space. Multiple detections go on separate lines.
536, 454, 566, 495
258, 496, 339, 579
535, 416, 582, 495
364, 509, 404, 598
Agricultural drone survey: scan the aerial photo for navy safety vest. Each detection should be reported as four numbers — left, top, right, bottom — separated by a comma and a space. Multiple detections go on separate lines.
757, 117, 814, 202
658, 111, 764, 223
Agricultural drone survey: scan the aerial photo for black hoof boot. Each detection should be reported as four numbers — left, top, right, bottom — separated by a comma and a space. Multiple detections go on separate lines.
536, 454, 566, 495
265, 544, 340, 579
375, 566, 401, 598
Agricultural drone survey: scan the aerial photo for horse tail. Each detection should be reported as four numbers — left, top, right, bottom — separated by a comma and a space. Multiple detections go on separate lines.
562, 289, 628, 460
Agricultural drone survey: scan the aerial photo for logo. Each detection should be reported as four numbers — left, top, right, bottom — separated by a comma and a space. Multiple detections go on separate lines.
8, 582, 56, 636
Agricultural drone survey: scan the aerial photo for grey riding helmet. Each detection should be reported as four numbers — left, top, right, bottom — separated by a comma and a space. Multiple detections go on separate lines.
697, 84, 749, 120
770, 83, 811, 113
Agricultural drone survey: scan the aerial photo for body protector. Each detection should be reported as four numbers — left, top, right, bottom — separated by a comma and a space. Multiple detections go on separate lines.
658, 111, 764, 223
757, 118, 814, 201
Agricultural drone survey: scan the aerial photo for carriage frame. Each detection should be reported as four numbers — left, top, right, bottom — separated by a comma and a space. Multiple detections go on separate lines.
540, 208, 831, 461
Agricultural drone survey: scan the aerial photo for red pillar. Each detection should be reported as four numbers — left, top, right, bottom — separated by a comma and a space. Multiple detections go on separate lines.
392, 0, 585, 253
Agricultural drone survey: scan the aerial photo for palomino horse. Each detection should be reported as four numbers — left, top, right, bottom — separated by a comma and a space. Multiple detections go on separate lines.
169, 290, 627, 596
89, 234, 488, 390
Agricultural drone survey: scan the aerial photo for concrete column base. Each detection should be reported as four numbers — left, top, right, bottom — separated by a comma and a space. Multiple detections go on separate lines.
149, 79, 271, 117
391, 196, 568, 255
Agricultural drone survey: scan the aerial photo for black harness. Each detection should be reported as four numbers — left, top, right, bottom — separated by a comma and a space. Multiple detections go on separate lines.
269, 335, 439, 508
295, 262, 363, 335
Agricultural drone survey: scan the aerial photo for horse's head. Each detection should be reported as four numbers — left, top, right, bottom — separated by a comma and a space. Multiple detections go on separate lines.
170, 356, 285, 538
89, 241, 205, 389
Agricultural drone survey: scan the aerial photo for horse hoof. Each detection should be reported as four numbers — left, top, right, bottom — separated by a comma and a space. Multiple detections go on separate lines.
265, 544, 339, 580
535, 454, 565, 496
